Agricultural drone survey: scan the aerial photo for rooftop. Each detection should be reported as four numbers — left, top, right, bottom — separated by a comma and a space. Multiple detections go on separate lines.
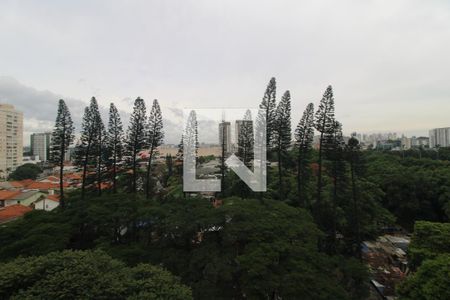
0, 204, 32, 223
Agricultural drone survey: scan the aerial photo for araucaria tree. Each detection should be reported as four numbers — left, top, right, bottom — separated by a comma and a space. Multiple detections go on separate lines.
259, 77, 277, 151
314, 86, 335, 207
274, 90, 292, 199
126, 98, 147, 193
324, 120, 346, 252
145, 99, 164, 199
93, 103, 105, 196
294, 103, 314, 208
50, 99, 74, 208
346, 135, 363, 257
76, 97, 103, 199
106, 103, 123, 193
237, 109, 254, 166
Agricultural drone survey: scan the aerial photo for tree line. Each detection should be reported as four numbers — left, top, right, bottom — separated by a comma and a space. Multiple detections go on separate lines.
50, 78, 388, 257
50, 97, 164, 207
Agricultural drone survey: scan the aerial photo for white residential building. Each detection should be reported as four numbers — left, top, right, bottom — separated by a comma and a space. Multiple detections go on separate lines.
429, 127, 450, 148
0, 104, 23, 177
30, 132, 52, 162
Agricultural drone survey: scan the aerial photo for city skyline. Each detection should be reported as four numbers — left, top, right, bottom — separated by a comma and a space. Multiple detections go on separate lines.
1, 1, 450, 144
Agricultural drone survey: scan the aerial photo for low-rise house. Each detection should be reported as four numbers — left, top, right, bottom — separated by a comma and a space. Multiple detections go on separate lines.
0, 204, 32, 224
39, 176, 60, 183
0, 190, 44, 207
0, 190, 21, 207
26, 181, 69, 192
34, 194, 60, 211
0, 179, 34, 190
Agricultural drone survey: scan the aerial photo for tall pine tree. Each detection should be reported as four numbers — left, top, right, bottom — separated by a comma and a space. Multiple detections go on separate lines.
294, 103, 314, 208
237, 110, 254, 167
145, 99, 164, 199
259, 77, 277, 151
76, 98, 102, 200
274, 90, 292, 200
106, 103, 123, 193
126, 97, 147, 193
346, 135, 363, 258
176, 135, 184, 176
314, 86, 335, 207
324, 120, 346, 253
92, 101, 105, 196
50, 99, 74, 208
183, 110, 199, 198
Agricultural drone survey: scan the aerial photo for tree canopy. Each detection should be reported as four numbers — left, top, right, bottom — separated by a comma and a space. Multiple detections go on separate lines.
8, 163, 42, 180
0, 249, 192, 300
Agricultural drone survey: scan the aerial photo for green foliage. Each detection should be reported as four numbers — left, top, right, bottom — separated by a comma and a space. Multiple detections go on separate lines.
125, 97, 147, 193
260, 77, 277, 149
197, 155, 215, 165
146, 99, 164, 199
397, 254, 450, 300
107, 102, 124, 193
408, 221, 450, 268
0, 250, 192, 300
237, 109, 254, 166
365, 152, 450, 228
295, 102, 315, 207
0, 210, 72, 261
0, 193, 369, 299
8, 163, 42, 180
139, 197, 368, 299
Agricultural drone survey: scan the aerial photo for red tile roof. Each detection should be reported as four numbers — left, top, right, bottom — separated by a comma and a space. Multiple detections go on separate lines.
0, 190, 21, 200
46, 176, 60, 182
8, 179, 35, 188
100, 182, 112, 190
46, 194, 60, 202
64, 173, 82, 180
0, 204, 32, 223
27, 182, 69, 190
9, 181, 24, 188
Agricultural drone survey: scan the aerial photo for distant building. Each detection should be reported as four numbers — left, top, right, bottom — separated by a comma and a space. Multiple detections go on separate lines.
412, 136, 429, 148
0, 104, 23, 177
219, 121, 232, 154
34, 194, 60, 211
401, 137, 412, 150
429, 127, 450, 148
30, 132, 52, 162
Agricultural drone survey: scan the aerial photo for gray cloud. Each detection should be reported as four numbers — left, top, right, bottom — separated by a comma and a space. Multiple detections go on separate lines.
0, 76, 186, 145
1, 1, 450, 138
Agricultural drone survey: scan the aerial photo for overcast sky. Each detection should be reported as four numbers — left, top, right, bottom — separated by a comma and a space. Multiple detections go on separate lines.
1, 0, 449, 145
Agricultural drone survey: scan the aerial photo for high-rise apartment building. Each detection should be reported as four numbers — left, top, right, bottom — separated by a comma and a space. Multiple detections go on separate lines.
429, 127, 450, 148
0, 104, 23, 177
219, 121, 232, 154
30, 132, 52, 161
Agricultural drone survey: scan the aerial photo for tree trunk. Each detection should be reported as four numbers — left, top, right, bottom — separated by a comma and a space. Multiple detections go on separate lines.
112, 151, 117, 193
277, 142, 282, 200
132, 148, 137, 193
331, 157, 338, 254
350, 158, 361, 259
97, 130, 102, 197
317, 131, 324, 206
59, 136, 65, 208
297, 149, 303, 207
81, 139, 91, 200
145, 146, 154, 200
